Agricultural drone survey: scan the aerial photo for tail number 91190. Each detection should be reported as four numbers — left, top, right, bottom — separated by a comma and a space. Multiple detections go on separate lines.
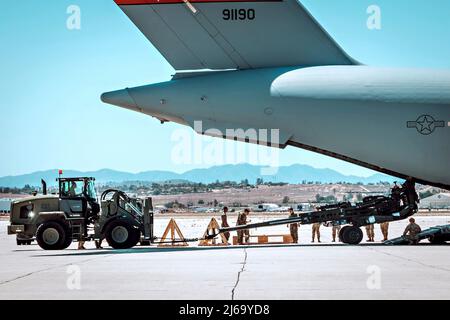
223, 9, 255, 21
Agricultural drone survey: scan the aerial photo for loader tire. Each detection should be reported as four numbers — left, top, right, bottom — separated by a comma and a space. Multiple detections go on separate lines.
105, 220, 140, 249
61, 229, 73, 250
36, 221, 69, 250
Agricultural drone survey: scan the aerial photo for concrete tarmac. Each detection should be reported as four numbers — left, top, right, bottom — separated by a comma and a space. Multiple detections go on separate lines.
0, 218, 449, 300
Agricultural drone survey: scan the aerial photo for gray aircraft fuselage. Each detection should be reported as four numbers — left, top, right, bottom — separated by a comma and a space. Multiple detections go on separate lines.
102, 65, 450, 189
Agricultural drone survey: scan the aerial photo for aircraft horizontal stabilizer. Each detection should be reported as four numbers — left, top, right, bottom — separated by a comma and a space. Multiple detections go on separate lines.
114, 0, 357, 70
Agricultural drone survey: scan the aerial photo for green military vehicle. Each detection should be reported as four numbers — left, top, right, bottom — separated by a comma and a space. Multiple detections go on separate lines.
8, 177, 154, 250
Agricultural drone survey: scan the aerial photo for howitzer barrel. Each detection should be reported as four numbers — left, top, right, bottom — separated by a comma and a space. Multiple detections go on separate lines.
219, 217, 297, 234
209, 200, 417, 239
209, 214, 316, 239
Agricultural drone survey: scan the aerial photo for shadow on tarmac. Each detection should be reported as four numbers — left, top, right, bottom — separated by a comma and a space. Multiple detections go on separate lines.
31, 242, 400, 258
18, 240, 448, 257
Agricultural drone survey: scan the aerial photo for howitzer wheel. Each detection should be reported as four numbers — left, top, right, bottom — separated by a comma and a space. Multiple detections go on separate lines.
429, 234, 448, 245
339, 226, 351, 241
342, 226, 363, 245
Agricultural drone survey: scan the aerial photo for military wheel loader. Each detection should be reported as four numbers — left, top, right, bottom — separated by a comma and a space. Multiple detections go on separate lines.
8, 177, 154, 250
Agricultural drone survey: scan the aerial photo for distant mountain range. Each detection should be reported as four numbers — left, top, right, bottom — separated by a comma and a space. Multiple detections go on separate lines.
0, 164, 396, 188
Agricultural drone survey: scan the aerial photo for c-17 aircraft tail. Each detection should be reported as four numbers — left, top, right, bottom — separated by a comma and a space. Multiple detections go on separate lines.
114, 0, 357, 71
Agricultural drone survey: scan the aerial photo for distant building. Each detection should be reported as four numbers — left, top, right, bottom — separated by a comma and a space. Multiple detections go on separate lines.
0, 194, 29, 214
295, 203, 314, 212
252, 203, 280, 212
0, 199, 11, 214
419, 193, 450, 210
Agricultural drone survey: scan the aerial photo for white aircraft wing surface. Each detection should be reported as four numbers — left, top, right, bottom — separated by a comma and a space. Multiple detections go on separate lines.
114, 0, 357, 70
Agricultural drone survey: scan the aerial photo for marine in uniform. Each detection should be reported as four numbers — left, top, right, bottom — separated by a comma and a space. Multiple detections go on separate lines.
287, 208, 299, 243
332, 225, 341, 242
391, 182, 401, 208
365, 224, 375, 242
312, 222, 321, 243
380, 222, 390, 242
236, 208, 250, 245
402, 178, 419, 210
221, 206, 230, 241
403, 217, 422, 245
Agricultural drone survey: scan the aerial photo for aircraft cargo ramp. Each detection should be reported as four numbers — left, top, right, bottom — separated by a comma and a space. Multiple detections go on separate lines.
384, 224, 450, 245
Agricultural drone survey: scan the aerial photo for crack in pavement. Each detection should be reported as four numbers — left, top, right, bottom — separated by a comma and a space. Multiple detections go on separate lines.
231, 248, 247, 300
364, 246, 450, 273
0, 255, 107, 286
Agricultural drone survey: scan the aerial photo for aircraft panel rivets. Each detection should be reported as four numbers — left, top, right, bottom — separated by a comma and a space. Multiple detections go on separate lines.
264, 108, 273, 116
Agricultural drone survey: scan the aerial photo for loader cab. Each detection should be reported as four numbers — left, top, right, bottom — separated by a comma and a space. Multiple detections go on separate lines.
58, 177, 99, 218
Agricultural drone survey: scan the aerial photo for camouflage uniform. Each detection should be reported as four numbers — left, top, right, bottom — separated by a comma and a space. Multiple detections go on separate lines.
221, 214, 230, 241
365, 224, 375, 242
236, 212, 248, 245
403, 222, 422, 245
78, 223, 86, 250
391, 183, 401, 208
402, 179, 419, 210
289, 212, 299, 243
78, 240, 86, 250
380, 222, 390, 241
312, 222, 321, 243
244, 230, 250, 243
332, 225, 341, 242
95, 234, 105, 249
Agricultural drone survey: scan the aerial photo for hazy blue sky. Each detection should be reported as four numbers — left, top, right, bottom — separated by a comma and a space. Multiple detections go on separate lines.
1, 0, 450, 177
